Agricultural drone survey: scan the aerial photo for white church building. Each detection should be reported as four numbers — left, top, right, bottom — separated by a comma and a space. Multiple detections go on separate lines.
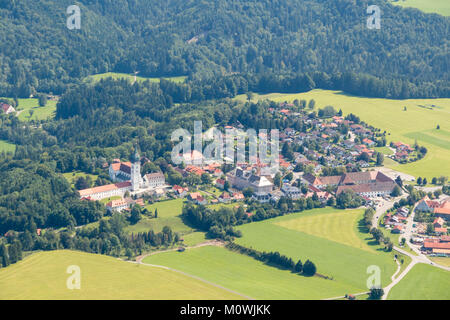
79, 148, 166, 200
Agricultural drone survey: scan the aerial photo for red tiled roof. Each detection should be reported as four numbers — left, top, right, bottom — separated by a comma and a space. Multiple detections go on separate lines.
79, 182, 131, 197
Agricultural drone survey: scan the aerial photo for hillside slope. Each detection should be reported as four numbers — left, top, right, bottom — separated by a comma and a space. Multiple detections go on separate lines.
0, 0, 448, 97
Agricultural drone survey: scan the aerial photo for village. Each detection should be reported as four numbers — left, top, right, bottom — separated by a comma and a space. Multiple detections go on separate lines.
76, 102, 407, 214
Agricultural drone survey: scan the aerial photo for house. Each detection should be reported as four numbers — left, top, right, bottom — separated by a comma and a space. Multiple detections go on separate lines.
415, 197, 440, 213
188, 192, 207, 205
106, 198, 144, 213
215, 178, 226, 189
173, 185, 188, 197
232, 192, 245, 201
219, 192, 231, 203
434, 200, 450, 221
0, 103, 15, 114
433, 217, 445, 229
392, 225, 403, 234
281, 184, 302, 200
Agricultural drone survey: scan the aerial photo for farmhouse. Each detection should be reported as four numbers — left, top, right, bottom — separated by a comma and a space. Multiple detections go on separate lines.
0, 102, 15, 114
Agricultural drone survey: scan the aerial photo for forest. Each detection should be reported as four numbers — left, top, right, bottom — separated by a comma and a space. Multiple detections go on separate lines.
0, 0, 448, 98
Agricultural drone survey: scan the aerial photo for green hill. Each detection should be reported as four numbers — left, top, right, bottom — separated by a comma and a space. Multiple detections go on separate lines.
0, 250, 242, 300
0, 0, 448, 98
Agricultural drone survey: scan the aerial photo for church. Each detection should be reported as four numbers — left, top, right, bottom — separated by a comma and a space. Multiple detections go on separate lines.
79, 148, 166, 200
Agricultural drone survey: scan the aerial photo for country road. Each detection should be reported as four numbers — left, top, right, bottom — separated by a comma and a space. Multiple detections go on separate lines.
125, 240, 254, 300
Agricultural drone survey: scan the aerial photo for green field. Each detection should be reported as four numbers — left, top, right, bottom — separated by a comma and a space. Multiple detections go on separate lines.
144, 245, 357, 299
236, 89, 450, 179
144, 207, 405, 299
0, 140, 16, 153
125, 198, 195, 235
388, 263, 450, 300
0, 250, 241, 300
62, 171, 99, 188
15, 98, 56, 121
85, 72, 187, 84
233, 208, 399, 292
391, 0, 450, 16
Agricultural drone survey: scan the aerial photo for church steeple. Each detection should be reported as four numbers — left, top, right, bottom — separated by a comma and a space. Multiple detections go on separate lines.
130, 146, 141, 191
131, 146, 140, 164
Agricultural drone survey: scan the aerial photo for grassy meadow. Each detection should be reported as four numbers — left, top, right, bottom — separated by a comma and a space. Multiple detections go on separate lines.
391, 0, 450, 16
85, 72, 187, 84
144, 207, 411, 299
236, 89, 450, 179
234, 208, 401, 292
388, 263, 450, 300
0, 140, 16, 153
144, 245, 357, 300
0, 250, 241, 300
125, 198, 195, 235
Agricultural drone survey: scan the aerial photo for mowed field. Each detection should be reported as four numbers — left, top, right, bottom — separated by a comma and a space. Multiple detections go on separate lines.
391, 0, 450, 16
144, 245, 357, 299
236, 90, 450, 179
0, 250, 241, 300
16, 98, 57, 121
145, 208, 403, 299
85, 72, 187, 84
0, 140, 15, 153
388, 263, 450, 300
125, 198, 196, 236
234, 208, 399, 293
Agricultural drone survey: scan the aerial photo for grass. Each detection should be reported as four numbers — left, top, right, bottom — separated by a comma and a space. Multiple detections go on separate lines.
144, 207, 405, 299
15, 98, 56, 121
274, 208, 372, 251
391, 0, 450, 16
125, 198, 195, 235
85, 72, 187, 84
388, 263, 450, 300
236, 89, 450, 179
143, 246, 359, 300
234, 208, 399, 292
0, 250, 241, 300
99, 196, 122, 205
375, 146, 394, 156
429, 257, 450, 268
62, 171, 99, 188
0, 140, 16, 153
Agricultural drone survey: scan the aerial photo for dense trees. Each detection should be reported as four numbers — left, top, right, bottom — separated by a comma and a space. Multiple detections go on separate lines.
0, 160, 104, 235
0, 0, 448, 99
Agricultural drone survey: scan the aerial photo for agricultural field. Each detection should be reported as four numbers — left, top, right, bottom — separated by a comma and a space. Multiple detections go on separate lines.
0, 250, 241, 300
125, 198, 195, 235
388, 263, 450, 300
390, 0, 450, 16
236, 89, 450, 179
144, 207, 412, 299
0, 140, 16, 153
233, 208, 401, 292
144, 245, 357, 300
84, 72, 187, 84
15, 98, 57, 121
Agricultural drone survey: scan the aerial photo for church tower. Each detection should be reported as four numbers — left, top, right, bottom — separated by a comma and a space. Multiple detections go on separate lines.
131, 147, 141, 191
